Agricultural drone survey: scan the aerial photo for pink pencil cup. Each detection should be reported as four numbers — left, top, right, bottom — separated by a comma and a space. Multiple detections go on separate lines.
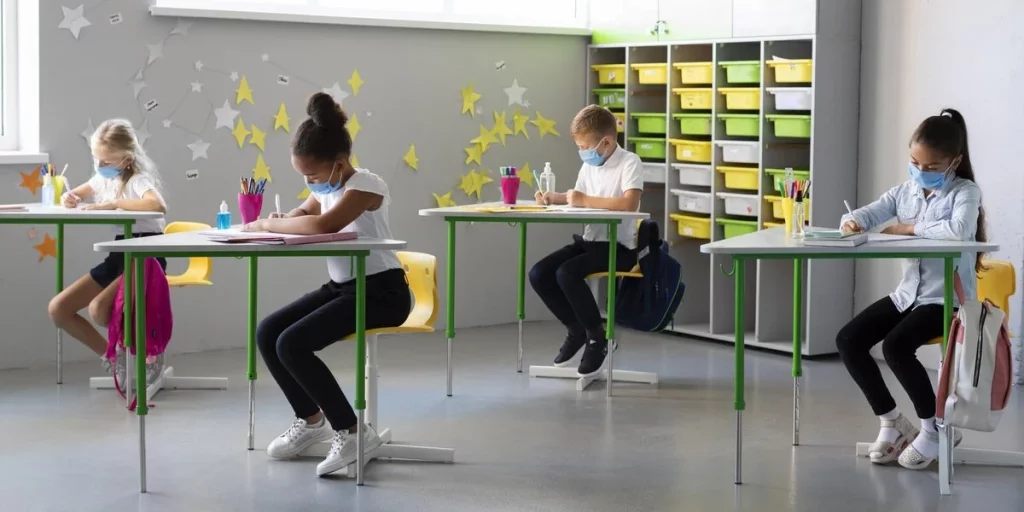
238, 194, 264, 224
500, 176, 520, 205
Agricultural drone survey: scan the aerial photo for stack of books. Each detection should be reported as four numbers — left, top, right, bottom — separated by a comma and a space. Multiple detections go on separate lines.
801, 230, 867, 247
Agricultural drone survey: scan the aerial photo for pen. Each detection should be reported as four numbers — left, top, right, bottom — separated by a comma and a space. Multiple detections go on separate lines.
843, 200, 853, 216
275, 193, 281, 216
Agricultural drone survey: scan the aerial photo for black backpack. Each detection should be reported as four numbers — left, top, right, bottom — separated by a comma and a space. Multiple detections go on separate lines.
614, 220, 685, 332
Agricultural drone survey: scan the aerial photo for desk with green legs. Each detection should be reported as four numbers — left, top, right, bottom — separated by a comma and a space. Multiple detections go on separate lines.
700, 227, 1000, 496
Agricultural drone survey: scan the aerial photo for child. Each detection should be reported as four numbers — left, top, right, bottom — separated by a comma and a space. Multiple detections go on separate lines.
243, 93, 411, 477
837, 108, 984, 469
48, 119, 168, 385
528, 105, 643, 377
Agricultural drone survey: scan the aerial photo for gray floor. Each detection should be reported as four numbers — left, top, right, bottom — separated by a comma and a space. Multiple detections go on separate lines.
2, 323, 1023, 512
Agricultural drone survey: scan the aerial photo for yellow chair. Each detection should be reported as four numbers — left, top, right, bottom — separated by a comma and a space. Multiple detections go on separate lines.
927, 259, 1016, 345
164, 221, 213, 287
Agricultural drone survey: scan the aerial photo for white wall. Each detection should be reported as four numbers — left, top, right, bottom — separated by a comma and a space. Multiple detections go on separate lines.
859, 0, 1024, 370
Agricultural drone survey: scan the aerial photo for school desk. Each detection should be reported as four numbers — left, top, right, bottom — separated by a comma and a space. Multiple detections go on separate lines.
700, 227, 1011, 496
419, 202, 649, 397
0, 205, 164, 385
96, 232, 408, 492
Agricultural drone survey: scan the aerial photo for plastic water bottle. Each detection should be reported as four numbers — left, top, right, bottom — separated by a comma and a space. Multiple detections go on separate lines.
41, 173, 55, 206
540, 162, 556, 194
216, 200, 231, 229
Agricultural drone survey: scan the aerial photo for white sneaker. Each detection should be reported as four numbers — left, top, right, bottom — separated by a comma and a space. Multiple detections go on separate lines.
898, 428, 963, 470
316, 426, 383, 477
266, 418, 334, 460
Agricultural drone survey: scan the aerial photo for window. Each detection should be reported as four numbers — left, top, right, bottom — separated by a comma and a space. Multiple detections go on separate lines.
0, 0, 16, 151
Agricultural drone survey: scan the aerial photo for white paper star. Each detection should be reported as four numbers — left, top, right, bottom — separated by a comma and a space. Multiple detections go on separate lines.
261, 53, 270, 62
190, 81, 203, 93
170, 19, 193, 37
162, 119, 172, 128
136, 119, 151, 147
194, 60, 204, 72
504, 79, 527, 107
129, 78, 147, 99
147, 42, 163, 65
187, 139, 210, 160
59, 5, 91, 40
323, 82, 349, 104
134, 69, 144, 81
213, 100, 240, 130
81, 118, 96, 144
230, 71, 239, 82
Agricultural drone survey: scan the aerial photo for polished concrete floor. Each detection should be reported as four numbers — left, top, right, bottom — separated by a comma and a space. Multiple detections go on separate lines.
2, 323, 1023, 512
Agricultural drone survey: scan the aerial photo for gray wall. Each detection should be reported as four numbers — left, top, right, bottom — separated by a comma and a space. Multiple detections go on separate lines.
0, 2, 588, 369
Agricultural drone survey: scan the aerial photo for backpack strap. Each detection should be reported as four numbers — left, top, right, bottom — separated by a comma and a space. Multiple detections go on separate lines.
953, 269, 967, 305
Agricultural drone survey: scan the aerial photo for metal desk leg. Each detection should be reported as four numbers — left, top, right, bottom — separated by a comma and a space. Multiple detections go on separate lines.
517, 222, 527, 373
605, 222, 618, 398
733, 258, 745, 485
55, 223, 64, 384
354, 254, 367, 486
446, 220, 456, 397
940, 257, 955, 495
792, 258, 803, 446
134, 255, 149, 493
247, 257, 258, 451
123, 230, 134, 408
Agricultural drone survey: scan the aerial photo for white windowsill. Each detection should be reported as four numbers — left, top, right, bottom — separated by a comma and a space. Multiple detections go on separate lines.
150, 4, 592, 36
0, 150, 49, 165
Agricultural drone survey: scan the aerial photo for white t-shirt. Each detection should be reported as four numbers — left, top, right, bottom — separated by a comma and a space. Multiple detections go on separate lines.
86, 172, 167, 234
313, 168, 402, 283
573, 145, 644, 248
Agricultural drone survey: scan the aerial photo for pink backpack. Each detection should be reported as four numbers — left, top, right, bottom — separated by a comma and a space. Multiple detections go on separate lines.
106, 258, 174, 362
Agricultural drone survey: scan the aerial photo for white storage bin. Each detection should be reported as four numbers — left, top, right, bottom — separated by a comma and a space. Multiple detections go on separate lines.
716, 141, 760, 165
672, 163, 712, 187
716, 192, 759, 217
767, 87, 813, 111
642, 163, 666, 184
670, 189, 712, 214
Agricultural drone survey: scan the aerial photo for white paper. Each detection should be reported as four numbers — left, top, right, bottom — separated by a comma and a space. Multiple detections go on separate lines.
109, 13, 123, 25
144, 99, 159, 112
277, 75, 290, 85
546, 206, 605, 212
185, 169, 199, 181
867, 234, 920, 243
771, 55, 793, 62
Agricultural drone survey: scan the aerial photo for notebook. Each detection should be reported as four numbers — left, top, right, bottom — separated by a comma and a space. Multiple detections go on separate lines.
0, 204, 28, 212
205, 231, 358, 245
802, 233, 867, 247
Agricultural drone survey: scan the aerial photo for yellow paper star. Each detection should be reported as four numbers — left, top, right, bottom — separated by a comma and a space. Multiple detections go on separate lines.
235, 75, 254, 105
492, 110, 514, 146
274, 102, 290, 133
232, 118, 250, 148
33, 233, 56, 262
458, 169, 493, 200
513, 108, 530, 139
348, 70, 364, 96
253, 153, 272, 183
249, 124, 267, 152
403, 144, 419, 170
433, 191, 457, 208
471, 126, 499, 153
350, 154, 361, 168
460, 83, 482, 118
347, 114, 362, 141
464, 145, 483, 167
531, 111, 560, 137
517, 162, 535, 189
19, 167, 42, 196
297, 188, 311, 200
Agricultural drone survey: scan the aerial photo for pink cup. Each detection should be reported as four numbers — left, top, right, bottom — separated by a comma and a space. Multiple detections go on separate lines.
238, 194, 264, 224
500, 177, 520, 205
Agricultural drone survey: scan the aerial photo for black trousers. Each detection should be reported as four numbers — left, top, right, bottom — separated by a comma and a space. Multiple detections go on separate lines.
256, 268, 410, 431
835, 296, 945, 419
528, 235, 636, 341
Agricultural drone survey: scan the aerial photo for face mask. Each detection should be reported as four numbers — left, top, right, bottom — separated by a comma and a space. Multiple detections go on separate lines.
306, 163, 342, 195
95, 158, 126, 179
579, 139, 608, 166
907, 160, 954, 190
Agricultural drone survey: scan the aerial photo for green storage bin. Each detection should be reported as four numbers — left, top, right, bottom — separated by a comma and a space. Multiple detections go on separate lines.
716, 218, 758, 239
629, 137, 667, 160
766, 114, 812, 138
718, 114, 760, 137
672, 113, 712, 136
593, 88, 626, 110
719, 60, 761, 84
765, 168, 810, 192
631, 113, 667, 135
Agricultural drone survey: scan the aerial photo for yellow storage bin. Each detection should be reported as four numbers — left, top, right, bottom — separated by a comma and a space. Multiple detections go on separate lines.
765, 195, 811, 220
670, 213, 712, 240
591, 64, 626, 85
669, 139, 712, 163
672, 88, 713, 110
717, 166, 759, 190
631, 63, 669, 84
719, 88, 761, 110
767, 59, 813, 83
613, 112, 625, 133
673, 62, 713, 85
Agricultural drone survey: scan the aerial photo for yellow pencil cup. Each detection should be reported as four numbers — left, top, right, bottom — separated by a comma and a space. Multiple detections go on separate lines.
781, 198, 795, 235
53, 176, 66, 205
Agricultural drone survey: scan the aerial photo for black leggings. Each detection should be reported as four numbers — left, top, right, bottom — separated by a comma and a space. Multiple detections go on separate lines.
835, 296, 945, 419
256, 269, 411, 431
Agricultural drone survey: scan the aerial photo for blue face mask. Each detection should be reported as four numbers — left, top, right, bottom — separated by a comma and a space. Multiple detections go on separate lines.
908, 161, 952, 190
306, 163, 342, 195
579, 139, 609, 167
95, 159, 125, 179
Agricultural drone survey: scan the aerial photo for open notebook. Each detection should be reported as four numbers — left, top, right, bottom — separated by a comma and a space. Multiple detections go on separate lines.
201, 230, 358, 245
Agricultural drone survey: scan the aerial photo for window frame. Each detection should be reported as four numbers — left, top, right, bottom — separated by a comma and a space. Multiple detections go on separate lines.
0, 0, 18, 151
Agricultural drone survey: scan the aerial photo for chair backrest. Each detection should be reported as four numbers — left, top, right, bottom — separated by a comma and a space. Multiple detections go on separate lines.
396, 251, 438, 328
978, 259, 1015, 320
164, 221, 213, 284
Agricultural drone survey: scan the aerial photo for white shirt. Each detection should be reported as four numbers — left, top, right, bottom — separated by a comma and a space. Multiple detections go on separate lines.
313, 168, 402, 283
573, 145, 644, 248
840, 176, 982, 312
86, 172, 167, 234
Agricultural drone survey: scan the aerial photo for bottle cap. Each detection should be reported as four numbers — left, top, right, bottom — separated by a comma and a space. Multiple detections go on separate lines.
220, 200, 228, 213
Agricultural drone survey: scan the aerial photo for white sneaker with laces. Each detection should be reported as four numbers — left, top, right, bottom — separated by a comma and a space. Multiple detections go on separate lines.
316, 425, 383, 476
266, 418, 334, 460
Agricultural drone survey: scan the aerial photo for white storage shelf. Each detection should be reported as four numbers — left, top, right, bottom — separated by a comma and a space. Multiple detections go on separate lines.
717, 141, 760, 165
671, 189, 712, 214
767, 87, 813, 111
673, 164, 713, 187
717, 192, 759, 217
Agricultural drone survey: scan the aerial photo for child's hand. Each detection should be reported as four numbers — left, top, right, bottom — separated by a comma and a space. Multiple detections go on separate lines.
841, 220, 863, 233
241, 219, 267, 232
566, 189, 587, 207
61, 193, 80, 208
83, 201, 116, 211
881, 223, 914, 236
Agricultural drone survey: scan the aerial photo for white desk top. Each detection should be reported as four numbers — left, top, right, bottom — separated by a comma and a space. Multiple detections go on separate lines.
700, 227, 999, 255
419, 202, 649, 221
0, 204, 164, 221
94, 231, 407, 254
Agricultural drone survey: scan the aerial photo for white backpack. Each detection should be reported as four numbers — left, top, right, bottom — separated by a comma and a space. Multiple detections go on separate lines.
936, 274, 1013, 432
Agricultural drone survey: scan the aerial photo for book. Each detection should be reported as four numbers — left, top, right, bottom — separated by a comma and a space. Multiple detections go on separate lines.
0, 204, 28, 212
803, 229, 855, 239
801, 233, 867, 247
206, 231, 358, 245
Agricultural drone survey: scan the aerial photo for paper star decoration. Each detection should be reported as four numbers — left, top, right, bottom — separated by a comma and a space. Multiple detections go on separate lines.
274, 103, 290, 132
458, 169, 493, 201
194, 60, 204, 72
249, 124, 267, 152
129, 78, 147, 99
235, 76, 254, 105
347, 114, 362, 141
147, 42, 163, 65
492, 111, 513, 146
214, 100, 240, 129
348, 70, 364, 96
512, 108, 530, 139
297, 188, 311, 200
323, 82, 349, 104
59, 5, 91, 40
460, 83, 482, 118
504, 79, 528, 107
19, 167, 42, 195
253, 153, 272, 183
230, 71, 240, 82
187, 139, 210, 161
171, 20, 193, 37
433, 191, 457, 208
190, 81, 203, 93
531, 111, 560, 137
471, 125, 498, 153
464, 145, 483, 167
517, 163, 535, 189
162, 119, 172, 128
261, 53, 270, 62
232, 118, 251, 147
33, 233, 57, 262
403, 144, 419, 170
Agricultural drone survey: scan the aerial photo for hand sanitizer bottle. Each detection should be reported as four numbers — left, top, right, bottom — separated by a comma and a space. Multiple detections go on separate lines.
41, 172, 55, 206
217, 200, 231, 230
540, 162, 556, 194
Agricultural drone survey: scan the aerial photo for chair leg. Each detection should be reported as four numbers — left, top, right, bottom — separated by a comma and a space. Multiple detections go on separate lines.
90, 361, 228, 405
366, 334, 379, 430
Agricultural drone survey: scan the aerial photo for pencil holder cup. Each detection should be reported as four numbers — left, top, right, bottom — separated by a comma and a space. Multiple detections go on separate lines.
238, 194, 263, 224
53, 177, 67, 206
500, 176, 521, 205
781, 198, 795, 235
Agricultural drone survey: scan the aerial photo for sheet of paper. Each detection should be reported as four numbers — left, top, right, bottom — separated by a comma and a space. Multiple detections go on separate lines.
867, 233, 920, 243
546, 206, 605, 212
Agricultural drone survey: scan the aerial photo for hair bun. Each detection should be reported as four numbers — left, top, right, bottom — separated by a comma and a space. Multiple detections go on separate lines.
306, 92, 348, 130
